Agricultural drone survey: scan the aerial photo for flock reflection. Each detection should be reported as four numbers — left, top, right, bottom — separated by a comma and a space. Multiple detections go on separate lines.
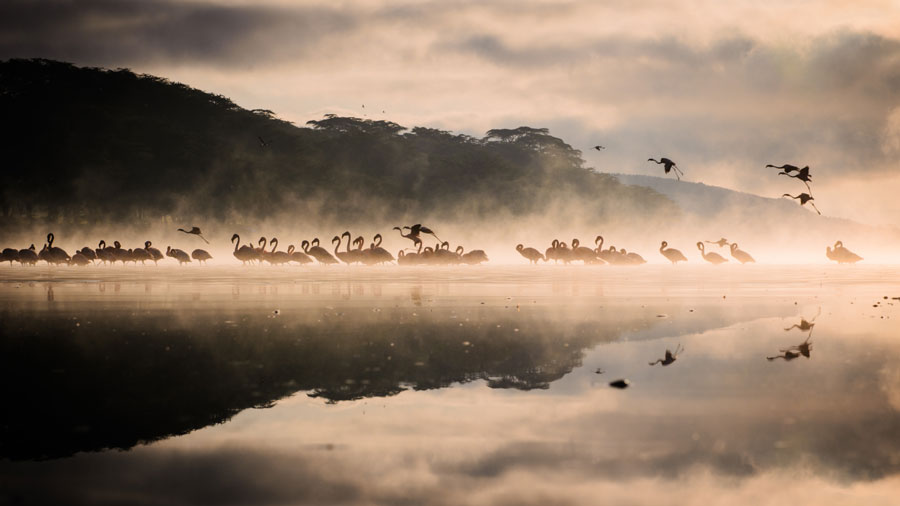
0, 280, 805, 462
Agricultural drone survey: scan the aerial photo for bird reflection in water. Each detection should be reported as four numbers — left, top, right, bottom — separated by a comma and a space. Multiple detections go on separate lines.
649, 343, 683, 366
769, 309, 816, 361
767, 336, 813, 361
783, 307, 820, 335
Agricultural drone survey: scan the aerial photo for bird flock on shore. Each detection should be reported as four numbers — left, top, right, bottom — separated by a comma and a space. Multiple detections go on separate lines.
0, 226, 864, 267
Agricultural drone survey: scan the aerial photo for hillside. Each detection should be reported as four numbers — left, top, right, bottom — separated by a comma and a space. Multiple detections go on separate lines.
0, 59, 675, 239
614, 174, 900, 261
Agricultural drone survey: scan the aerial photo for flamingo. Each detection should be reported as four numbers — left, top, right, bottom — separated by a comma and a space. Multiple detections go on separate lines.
572, 238, 600, 264
364, 234, 395, 265
393, 226, 421, 247
545, 239, 560, 263
231, 234, 257, 265
659, 241, 687, 265
333, 235, 354, 264
648, 157, 683, 180
69, 252, 91, 266
460, 246, 489, 265
398, 242, 423, 265
43, 233, 70, 264
177, 226, 210, 244
729, 243, 755, 264
145, 241, 164, 265
287, 244, 314, 265
267, 238, 288, 265
256, 237, 270, 262
620, 248, 646, 265
766, 163, 804, 174
95, 240, 115, 265
778, 166, 812, 192
165, 246, 192, 264
18, 244, 38, 265
697, 242, 727, 264
77, 246, 97, 263
306, 238, 338, 264
832, 240, 863, 264
516, 244, 545, 264
595, 236, 616, 264
192, 249, 213, 264
705, 238, 729, 248
132, 246, 152, 265
555, 241, 573, 264
782, 193, 820, 215
1, 248, 18, 265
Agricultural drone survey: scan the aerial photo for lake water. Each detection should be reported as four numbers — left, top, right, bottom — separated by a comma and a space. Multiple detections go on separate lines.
1, 265, 899, 505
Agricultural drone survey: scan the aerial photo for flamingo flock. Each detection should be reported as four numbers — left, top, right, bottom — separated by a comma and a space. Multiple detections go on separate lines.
0, 231, 867, 267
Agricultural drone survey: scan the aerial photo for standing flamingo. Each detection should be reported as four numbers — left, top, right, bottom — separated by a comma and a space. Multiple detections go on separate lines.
697, 242, 728, 264
516, 244, 545, 264
659, 241, 687, 265
729, 243, 755, 264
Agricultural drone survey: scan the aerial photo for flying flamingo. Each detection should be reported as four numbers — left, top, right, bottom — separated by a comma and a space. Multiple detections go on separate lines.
782, 193, 820, 215
177, 226, 210, 244
648, 157, 683, 180
778, 166, 812, 192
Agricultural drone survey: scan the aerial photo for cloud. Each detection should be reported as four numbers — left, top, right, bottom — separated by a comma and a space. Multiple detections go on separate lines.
0, 0, 357, 67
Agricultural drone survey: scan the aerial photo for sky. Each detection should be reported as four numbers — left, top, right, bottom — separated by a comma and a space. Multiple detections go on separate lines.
2, 0, 900, 225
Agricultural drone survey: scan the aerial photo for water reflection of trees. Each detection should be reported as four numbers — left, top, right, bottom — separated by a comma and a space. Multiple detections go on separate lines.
0, 310, 630, 460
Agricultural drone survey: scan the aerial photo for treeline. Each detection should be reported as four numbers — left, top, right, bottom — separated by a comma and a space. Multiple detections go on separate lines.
0, 59, 677, 233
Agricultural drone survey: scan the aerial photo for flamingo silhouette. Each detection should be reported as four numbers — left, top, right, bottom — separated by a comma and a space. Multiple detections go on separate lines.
659, 241, 687, 265
729, 243, 755, 264
697, 242, 727, 264
516, 244, 545, 264
782, 193, 820, 215
177, 226, 210, 244
778, 166, 812, 192
648, 157, 683, 180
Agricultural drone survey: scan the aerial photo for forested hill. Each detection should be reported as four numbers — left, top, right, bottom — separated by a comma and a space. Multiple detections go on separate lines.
0, 59, 675, 235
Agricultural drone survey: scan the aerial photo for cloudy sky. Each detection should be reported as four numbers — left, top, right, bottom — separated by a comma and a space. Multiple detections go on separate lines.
2, 0, 900, 225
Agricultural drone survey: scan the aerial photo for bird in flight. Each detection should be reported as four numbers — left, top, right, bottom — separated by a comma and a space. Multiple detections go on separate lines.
177, 226, 210, 244
705, 238, 729, 248
778, 166, 812, 192
593, 145, 605, 151
648, 157, 684, 180
765, 163, 805, 174
782, 193, 821, 215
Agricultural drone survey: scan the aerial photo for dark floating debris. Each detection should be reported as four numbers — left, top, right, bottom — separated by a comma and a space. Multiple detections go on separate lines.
595, 368, 605, 375
609, 379, 630, 389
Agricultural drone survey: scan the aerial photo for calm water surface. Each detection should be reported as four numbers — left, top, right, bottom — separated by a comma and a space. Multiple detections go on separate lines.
1, 265, 899, 505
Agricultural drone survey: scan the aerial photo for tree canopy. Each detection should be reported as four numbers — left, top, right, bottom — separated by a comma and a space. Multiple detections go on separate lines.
0, 58, 676, 233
